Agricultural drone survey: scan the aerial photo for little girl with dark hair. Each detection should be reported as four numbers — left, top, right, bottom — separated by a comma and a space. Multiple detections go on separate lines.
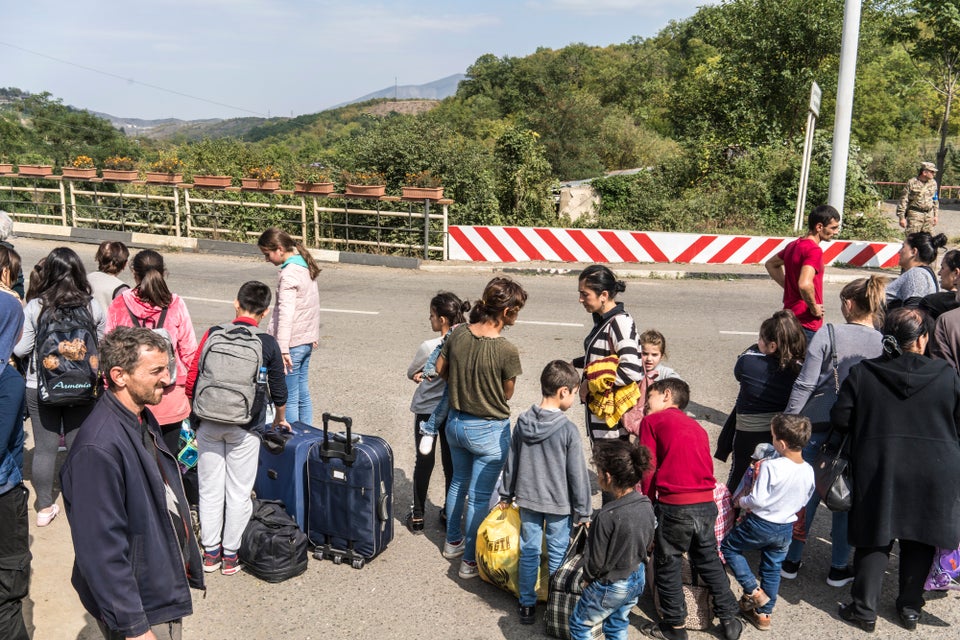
568, 440, 655, 640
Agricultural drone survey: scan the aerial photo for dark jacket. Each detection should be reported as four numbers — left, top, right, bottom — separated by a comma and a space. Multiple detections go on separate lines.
583, 491, 655, 584
831, 352, 960, 549
61, 391, 204, 637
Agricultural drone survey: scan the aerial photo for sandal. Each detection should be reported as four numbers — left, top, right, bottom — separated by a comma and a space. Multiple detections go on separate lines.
405, 511, 424, 535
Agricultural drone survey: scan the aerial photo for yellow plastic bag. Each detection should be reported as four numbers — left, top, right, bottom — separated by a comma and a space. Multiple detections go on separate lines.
476, 504, 549, 602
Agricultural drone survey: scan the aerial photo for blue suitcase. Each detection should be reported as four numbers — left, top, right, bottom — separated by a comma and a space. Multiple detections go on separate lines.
253, 421, 324, 531
307, 413, 393, 569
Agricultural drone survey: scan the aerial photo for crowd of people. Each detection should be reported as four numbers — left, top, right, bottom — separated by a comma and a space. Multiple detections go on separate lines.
2, 200, 960, 640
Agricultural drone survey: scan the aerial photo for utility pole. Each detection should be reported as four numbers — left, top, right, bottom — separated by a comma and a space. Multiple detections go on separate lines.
827, 0, 862, 225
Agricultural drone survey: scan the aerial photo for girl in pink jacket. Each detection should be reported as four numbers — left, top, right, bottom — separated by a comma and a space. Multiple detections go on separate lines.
106, 249, 199, 503
258, 228, 321, 424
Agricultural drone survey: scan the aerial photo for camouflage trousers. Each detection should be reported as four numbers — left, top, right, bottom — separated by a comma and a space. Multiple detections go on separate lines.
905, 211, 936, 235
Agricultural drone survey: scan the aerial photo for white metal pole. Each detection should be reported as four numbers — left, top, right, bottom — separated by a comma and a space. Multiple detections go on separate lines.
828, 0, 863, 224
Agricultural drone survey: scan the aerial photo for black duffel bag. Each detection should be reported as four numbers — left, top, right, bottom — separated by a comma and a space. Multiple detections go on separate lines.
239, 498, 309, 582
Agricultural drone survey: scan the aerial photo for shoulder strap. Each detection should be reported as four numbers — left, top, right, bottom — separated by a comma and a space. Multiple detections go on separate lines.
124, 302, 144, 328
156, 306, 169, 329
922, 265, 940, 292
586, 310, 626, 355
827, 323, 839, 392
111, 283, 130, 300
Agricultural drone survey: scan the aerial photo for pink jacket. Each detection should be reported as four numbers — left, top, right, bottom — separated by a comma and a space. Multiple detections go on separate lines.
106, 288, 198, 425
268, 260, 320, 353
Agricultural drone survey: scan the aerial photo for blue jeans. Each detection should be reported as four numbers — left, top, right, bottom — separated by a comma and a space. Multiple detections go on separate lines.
785, 430, 851, 568
285, 344, 313, 425
720, 513, 793, 614
518, 508, 571, 606
569, 565, 645, 640
444, 410, 510, 564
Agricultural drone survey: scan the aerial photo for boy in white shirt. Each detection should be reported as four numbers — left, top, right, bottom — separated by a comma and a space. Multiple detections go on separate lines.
720, 414, 815, 631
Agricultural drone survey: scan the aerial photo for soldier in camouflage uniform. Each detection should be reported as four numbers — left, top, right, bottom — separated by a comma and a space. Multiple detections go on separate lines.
897, 162, 939, 234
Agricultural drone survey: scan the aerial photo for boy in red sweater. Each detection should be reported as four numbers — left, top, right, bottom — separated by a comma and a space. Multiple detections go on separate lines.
638, 379, 742, 640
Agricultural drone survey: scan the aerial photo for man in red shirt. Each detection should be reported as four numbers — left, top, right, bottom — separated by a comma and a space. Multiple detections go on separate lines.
765, 205, 841, 339
638, 379, 742, 640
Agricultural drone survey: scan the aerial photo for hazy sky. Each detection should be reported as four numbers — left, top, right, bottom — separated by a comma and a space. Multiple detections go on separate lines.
1, 0, 706, 121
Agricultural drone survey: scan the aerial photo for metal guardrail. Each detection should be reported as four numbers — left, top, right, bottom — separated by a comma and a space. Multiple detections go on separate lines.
0, 174, 449, 259
874, 181, 960, 202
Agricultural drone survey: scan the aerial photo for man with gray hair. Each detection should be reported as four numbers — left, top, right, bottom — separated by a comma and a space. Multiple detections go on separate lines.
897, 162, 940, 234
0, 212, 23, 298
61, 327, 204, 640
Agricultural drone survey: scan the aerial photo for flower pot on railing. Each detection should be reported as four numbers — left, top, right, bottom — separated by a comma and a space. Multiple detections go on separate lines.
402, 186, 444, 200
345, 184, 386, 198
145, 172, 183, 184
241, 178, 280, 192
17, 165, 54, 177
62, 168, 98, 179
294, 181, 335, 195
101, 169, 138, 182
0, 163, 13, 174
192, 175, 233, 189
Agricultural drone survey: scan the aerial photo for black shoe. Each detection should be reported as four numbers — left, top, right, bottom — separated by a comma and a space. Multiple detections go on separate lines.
518, 605, 536, 625
839, 603, 876, 633
639, 621, 688, 640
780, 559, 802, 579
404, 511, 424, 535
827, 565, 856, 587
719, 617, 743, 640
439, 506, 447, 526
898, 608, 920, 631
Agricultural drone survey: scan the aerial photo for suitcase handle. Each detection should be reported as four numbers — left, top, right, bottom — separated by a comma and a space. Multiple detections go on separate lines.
321, 413, 356, 464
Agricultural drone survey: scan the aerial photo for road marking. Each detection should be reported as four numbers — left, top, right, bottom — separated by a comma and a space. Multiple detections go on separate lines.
518, 320, 584, 328
181, 296, 379, 315
719, 330, 756, 336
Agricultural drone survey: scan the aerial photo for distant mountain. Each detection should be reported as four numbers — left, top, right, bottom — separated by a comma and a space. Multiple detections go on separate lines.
330, 74, 465, 108
79, 73, 464, 140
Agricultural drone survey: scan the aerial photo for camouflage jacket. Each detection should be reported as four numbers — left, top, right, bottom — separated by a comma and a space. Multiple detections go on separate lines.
897, 177, 939, 217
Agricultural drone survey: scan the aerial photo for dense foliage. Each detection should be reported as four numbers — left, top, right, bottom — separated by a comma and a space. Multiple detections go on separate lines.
2, 0, 958, 241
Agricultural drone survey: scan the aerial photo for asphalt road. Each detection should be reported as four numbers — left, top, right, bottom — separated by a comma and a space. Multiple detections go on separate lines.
12, 237, 959, 640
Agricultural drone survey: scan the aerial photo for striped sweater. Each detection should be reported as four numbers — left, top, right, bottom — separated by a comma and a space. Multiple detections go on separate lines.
573, 304, 643, 439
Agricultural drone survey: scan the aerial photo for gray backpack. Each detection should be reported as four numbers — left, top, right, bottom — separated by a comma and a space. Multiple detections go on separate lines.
192, 323, 264, 426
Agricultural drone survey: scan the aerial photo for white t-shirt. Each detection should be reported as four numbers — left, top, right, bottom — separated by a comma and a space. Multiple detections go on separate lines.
739, 456, 815, 524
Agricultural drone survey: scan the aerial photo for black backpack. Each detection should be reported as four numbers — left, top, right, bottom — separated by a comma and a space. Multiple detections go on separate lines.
239, 499, 308, 582
34, 305, 100, 406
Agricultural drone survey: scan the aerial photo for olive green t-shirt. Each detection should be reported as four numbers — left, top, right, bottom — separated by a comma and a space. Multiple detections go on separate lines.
441, 324, 522, 419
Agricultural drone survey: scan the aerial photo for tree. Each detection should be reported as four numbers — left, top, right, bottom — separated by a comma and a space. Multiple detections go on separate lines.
891, 0, 960, 178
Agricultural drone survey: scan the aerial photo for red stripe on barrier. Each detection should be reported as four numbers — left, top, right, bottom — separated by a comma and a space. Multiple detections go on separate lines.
599, 231, 639, 262
707, 237, 750, 264
630, 233, 669, 263
448, 226, 487, 262
674, 236, 717, 263
743, 238, 784, 264
535, 228, 578, 262
821, 242, 850, 264
846, 244, 885, 267
504, 227, 544, 261
475, 226, 517, 262
881, 254, 900, 268
567, 229, 608, 263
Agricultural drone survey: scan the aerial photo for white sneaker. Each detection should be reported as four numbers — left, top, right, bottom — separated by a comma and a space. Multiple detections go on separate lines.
37, 504, 60, 527
458, 560, 479, 579
442, 539, 465, 559
418, 434, 435, 456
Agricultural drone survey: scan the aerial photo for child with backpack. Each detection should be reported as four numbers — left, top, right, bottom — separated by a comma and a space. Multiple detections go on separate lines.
185, 281, 289, 576
720, 414, 814, 631
637, 378, 743, 640
568, 439, 655, 640
497, 360, 592, 625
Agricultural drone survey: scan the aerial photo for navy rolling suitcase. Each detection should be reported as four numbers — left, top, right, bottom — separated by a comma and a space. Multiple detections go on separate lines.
253, 421, 324, 531
307, 413, 393, 569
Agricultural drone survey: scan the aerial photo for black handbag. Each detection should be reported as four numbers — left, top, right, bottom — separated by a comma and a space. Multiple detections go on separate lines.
801, 324, 838, 425
813, 429, 852, 512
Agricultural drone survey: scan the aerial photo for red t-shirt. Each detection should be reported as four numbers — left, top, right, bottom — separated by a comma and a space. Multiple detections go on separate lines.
778, 237, 824, 331
638, 407, 716, 505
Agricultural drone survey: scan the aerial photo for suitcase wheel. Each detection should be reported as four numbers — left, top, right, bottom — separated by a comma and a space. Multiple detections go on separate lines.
351, 557, 365, 570
313, 550, 325, 561
332, 553, 343, 565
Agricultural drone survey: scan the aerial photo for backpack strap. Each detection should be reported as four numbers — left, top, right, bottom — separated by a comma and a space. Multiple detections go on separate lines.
124, 302, 144, 328
156, 306, 169, 329
922, 265, 940, 292
111, 283, 130, 300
